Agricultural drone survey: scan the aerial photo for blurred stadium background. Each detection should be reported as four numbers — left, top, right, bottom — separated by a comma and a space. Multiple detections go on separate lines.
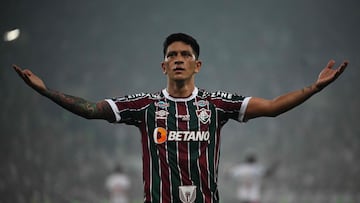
1, 0, 359, 202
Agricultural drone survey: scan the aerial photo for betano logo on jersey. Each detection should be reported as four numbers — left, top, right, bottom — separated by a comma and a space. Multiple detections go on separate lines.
153, 127, 210, 144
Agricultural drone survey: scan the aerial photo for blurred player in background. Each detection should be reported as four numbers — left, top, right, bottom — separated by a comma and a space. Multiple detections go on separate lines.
106, 164, 131, 203
228, 153, 278, 203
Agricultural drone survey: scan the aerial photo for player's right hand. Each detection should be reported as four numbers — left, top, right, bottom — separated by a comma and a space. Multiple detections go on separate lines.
13, 64, 48, 94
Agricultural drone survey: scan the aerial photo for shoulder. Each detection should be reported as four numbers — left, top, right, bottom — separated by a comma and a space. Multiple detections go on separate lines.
111, 91, 163, 102
198, 89, 246, 101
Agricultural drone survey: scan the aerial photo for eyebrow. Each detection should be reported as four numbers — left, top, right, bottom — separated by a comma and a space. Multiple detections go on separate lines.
166, 50, 194, 57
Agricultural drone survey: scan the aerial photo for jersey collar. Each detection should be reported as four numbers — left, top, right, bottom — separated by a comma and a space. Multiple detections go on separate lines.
162, 87, 198, 102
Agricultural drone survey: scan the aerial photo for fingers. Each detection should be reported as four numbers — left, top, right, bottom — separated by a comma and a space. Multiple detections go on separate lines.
12, 64, 32, 84
329, 60, 348, 80
13, 64, 31, 75
12, 64, 22, 74
341, 60, 349, 68
326, 59, 336, 69
13, 64, 26, 78
326, 59, 348, 73
23, 69, 33, 77
337, 60, 348, 74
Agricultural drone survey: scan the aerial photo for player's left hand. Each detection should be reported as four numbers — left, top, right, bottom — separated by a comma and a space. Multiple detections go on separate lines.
315, 60, 348, 91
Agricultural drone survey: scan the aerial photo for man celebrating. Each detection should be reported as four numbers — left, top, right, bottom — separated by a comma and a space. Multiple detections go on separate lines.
13, 33, 348, 203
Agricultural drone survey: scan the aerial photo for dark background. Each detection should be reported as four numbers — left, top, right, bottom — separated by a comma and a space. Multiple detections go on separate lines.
1, 0, 359, 202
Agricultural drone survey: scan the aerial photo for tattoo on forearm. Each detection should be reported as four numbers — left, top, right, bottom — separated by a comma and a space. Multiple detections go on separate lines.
45, 89, 107, 119
302, 85, 318, 95
301, 86, 310, 93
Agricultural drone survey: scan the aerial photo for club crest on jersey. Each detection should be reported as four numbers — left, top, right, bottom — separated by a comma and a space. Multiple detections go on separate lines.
196, 108, 211, 124
179, 185, 196, 203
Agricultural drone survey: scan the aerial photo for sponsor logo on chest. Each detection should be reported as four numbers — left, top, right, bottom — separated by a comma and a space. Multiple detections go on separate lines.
153, 127, 210, 144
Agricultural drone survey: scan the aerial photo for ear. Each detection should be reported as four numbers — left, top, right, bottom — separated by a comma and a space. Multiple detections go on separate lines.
161, 62, 167, 74
194, 60, 202, 73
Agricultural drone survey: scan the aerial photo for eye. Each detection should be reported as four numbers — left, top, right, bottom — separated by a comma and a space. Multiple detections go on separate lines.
166, 51, 177, 58
181, 51, 193, 58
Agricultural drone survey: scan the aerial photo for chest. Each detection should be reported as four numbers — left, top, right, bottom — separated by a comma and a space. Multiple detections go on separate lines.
147, 100, 214, 130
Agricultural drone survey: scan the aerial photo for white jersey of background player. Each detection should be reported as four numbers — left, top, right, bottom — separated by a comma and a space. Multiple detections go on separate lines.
105, 165, 131, 203
229, 154, 266, 203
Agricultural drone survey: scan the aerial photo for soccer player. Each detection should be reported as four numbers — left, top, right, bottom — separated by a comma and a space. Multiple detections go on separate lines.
13, 33, 347, 203
106, 164, 131, 203
228, 153, 278, 203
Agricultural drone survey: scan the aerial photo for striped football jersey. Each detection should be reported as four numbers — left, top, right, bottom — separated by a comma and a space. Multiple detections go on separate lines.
105, 87, 251, 203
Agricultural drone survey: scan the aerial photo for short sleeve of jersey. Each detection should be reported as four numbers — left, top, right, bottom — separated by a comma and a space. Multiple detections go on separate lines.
105, 98, 122, 122
105, 93, 155, 124
239, 97, 251, 122
208, 91, 251, 123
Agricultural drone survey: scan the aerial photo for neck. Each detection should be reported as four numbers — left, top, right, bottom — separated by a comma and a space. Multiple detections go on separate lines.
166, 80, 195, 98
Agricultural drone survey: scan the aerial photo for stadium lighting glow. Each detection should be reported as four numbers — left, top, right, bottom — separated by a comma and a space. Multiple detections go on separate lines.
4, 29, 20, 42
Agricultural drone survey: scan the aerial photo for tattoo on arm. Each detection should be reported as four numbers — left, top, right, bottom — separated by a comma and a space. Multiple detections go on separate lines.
43, 89, 114, 121
301, 86, 310, 93
302, 84, 319, 95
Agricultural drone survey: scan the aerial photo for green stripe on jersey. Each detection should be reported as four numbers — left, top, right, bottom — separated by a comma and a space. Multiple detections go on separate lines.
167, 100, 180, 202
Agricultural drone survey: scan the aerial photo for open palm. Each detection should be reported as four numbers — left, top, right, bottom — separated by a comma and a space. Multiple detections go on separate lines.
315, 60, 348, 90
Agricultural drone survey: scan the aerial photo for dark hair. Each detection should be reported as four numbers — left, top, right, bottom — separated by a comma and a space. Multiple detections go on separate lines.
113, 164, 124, 173
163, 33, 200, 59
245, 154, 257, 164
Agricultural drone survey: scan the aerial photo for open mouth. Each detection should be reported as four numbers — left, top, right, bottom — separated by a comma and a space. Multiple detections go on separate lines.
173, 66, 185, 71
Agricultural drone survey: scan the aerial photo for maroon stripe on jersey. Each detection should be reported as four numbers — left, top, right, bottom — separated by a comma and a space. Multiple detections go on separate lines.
176, 102, 192, 186
199, 142, 211, 203
156, 110, 171, 202
159, 144, 170, 202
140, 122, 151, 202
210, 98, 242, 113
115, 96, 154, 112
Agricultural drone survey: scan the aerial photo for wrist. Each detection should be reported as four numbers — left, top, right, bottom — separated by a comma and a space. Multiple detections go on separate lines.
311, 83, 322, 93
38, 87, 51, 97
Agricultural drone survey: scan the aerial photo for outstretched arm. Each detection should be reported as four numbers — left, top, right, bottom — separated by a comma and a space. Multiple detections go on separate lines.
13, 65, 115, 122
244, 60, 348, 120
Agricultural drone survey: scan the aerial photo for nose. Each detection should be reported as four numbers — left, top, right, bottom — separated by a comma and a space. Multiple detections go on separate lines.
175, 60, 184, 65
